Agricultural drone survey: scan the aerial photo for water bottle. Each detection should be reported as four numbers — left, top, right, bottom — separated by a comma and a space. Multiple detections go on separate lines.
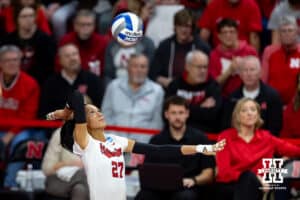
25, 163, 33, 192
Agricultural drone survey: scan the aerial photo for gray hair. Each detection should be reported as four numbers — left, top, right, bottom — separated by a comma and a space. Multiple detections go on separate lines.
242, 56, 261, 70
57, 43, 78, 57
185, 50, 208, 65
0, 45, 22, 60
279, 15, 298, 28
74, 9, 96, 22
128, 53, 149, 66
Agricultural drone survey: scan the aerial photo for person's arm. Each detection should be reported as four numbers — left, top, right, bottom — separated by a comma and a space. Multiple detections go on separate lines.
199, 28, 211, 43
266, 91, 283, 136
125, 139, 226, 156
188, 81, 222, 122
216, 57, 241, 86
182, 168, 214, 188
149, 88, 164, 129
67, 91, 89, 150
215, 136, 241, 182
249, 32, 260, 53
271, 30, 280, 45
101, 82, 115, 125
272, 135, 300, 157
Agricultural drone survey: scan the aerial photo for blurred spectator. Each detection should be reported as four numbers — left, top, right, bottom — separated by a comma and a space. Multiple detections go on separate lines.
0, 0, 51, 35
145, 2, 184, 47
136, 96, 215, 200
1, 5, 56, 85
267, 15, 300, 105
255, 0, 279, 49
150, 8, 210, 89
215, 98, 300, 200
208, 18, 257, 97
50, 0, 112, 40
198, 0, 262, 52
0, 45, 41, 187
179, 0, 206, 17
38, 43, 104, 118
281, 73, 300, 138
166, 50, 222, 133
59, 9, 109, 77
104, 34, 155, 82
102, 53, 164, 143
222, 56, 283, 136
42, 128, 89, 200
268, 0, 300, 44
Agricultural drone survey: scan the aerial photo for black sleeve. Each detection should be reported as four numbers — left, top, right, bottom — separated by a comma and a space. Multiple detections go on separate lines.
267, 91, 283, 136
149, 43, 168, 81
132, 142, 182, 158
189, 81, 222, 122
67, 91, 86, 123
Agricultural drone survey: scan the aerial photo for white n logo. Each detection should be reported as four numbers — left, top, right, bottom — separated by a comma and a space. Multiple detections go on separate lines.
290, 58, 300, 69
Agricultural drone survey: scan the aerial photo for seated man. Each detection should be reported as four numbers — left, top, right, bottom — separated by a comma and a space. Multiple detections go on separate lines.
166, 50, 222, 133
136, 96, 215, 200
0, 45, 41, 187
102, 53, 164, 144
39, 43, 105, 118
222, 56, 283, 136
42, 128, 89, 200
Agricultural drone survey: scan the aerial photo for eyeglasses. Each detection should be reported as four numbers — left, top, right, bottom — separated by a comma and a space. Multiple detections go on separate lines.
190, 63, 208, 69
0, 57, 21, 63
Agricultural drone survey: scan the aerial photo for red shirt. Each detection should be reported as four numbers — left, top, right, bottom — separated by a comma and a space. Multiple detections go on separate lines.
0, 72, 40, 134
281, 99, 300, 138
268, 46, 300, 105
58, 32, 109, 76
0, 6, 51, 35
209, 40, 257, 97
255, 0, 278, 19
198, 0, 262, 46
216, 128, 300, 183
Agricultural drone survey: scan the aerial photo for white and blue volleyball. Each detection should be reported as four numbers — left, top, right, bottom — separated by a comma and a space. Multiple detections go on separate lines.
111, 12, 143, 47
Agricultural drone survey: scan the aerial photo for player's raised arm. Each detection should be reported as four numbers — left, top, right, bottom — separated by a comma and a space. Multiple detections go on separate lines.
125, 139, 226, 156
65, 91, 89, 150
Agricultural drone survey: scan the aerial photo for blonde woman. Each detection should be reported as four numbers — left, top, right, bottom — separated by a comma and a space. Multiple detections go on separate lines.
215, 98, 300, 200
48, 91, 226, 200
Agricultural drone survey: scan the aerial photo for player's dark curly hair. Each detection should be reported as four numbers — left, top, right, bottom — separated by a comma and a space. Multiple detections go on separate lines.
60, 120, 75, 152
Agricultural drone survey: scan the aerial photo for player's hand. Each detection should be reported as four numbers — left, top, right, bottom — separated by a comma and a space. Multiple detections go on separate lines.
183, 178, 195, 188
46, 108, 73, 120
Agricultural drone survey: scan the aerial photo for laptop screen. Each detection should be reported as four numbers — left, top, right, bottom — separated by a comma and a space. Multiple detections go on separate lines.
138, 163, 184, 191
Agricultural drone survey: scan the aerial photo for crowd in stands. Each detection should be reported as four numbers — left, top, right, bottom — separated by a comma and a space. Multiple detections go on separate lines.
1, 0, 300, 199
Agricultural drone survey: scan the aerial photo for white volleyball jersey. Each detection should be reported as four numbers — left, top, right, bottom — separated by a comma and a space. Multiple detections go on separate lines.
73, 133, 128, 200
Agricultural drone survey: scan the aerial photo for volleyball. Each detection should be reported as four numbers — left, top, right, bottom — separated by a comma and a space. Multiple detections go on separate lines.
111, 12, 143, 47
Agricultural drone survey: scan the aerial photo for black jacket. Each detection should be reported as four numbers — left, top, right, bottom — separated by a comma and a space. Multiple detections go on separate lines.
1, 29, 56, 85
38, 70, 105, 118
145, 126, 215, 177
221, 81, 283, 136
166, 77, 222, 133
150, 34, 210, 81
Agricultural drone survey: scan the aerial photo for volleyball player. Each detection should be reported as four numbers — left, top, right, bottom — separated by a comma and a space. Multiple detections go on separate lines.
47, 91, 226, 200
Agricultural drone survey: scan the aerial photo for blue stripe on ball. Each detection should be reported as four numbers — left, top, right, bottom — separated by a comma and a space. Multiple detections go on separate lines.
112, 12, 134, 31
123, 14, 133, 31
